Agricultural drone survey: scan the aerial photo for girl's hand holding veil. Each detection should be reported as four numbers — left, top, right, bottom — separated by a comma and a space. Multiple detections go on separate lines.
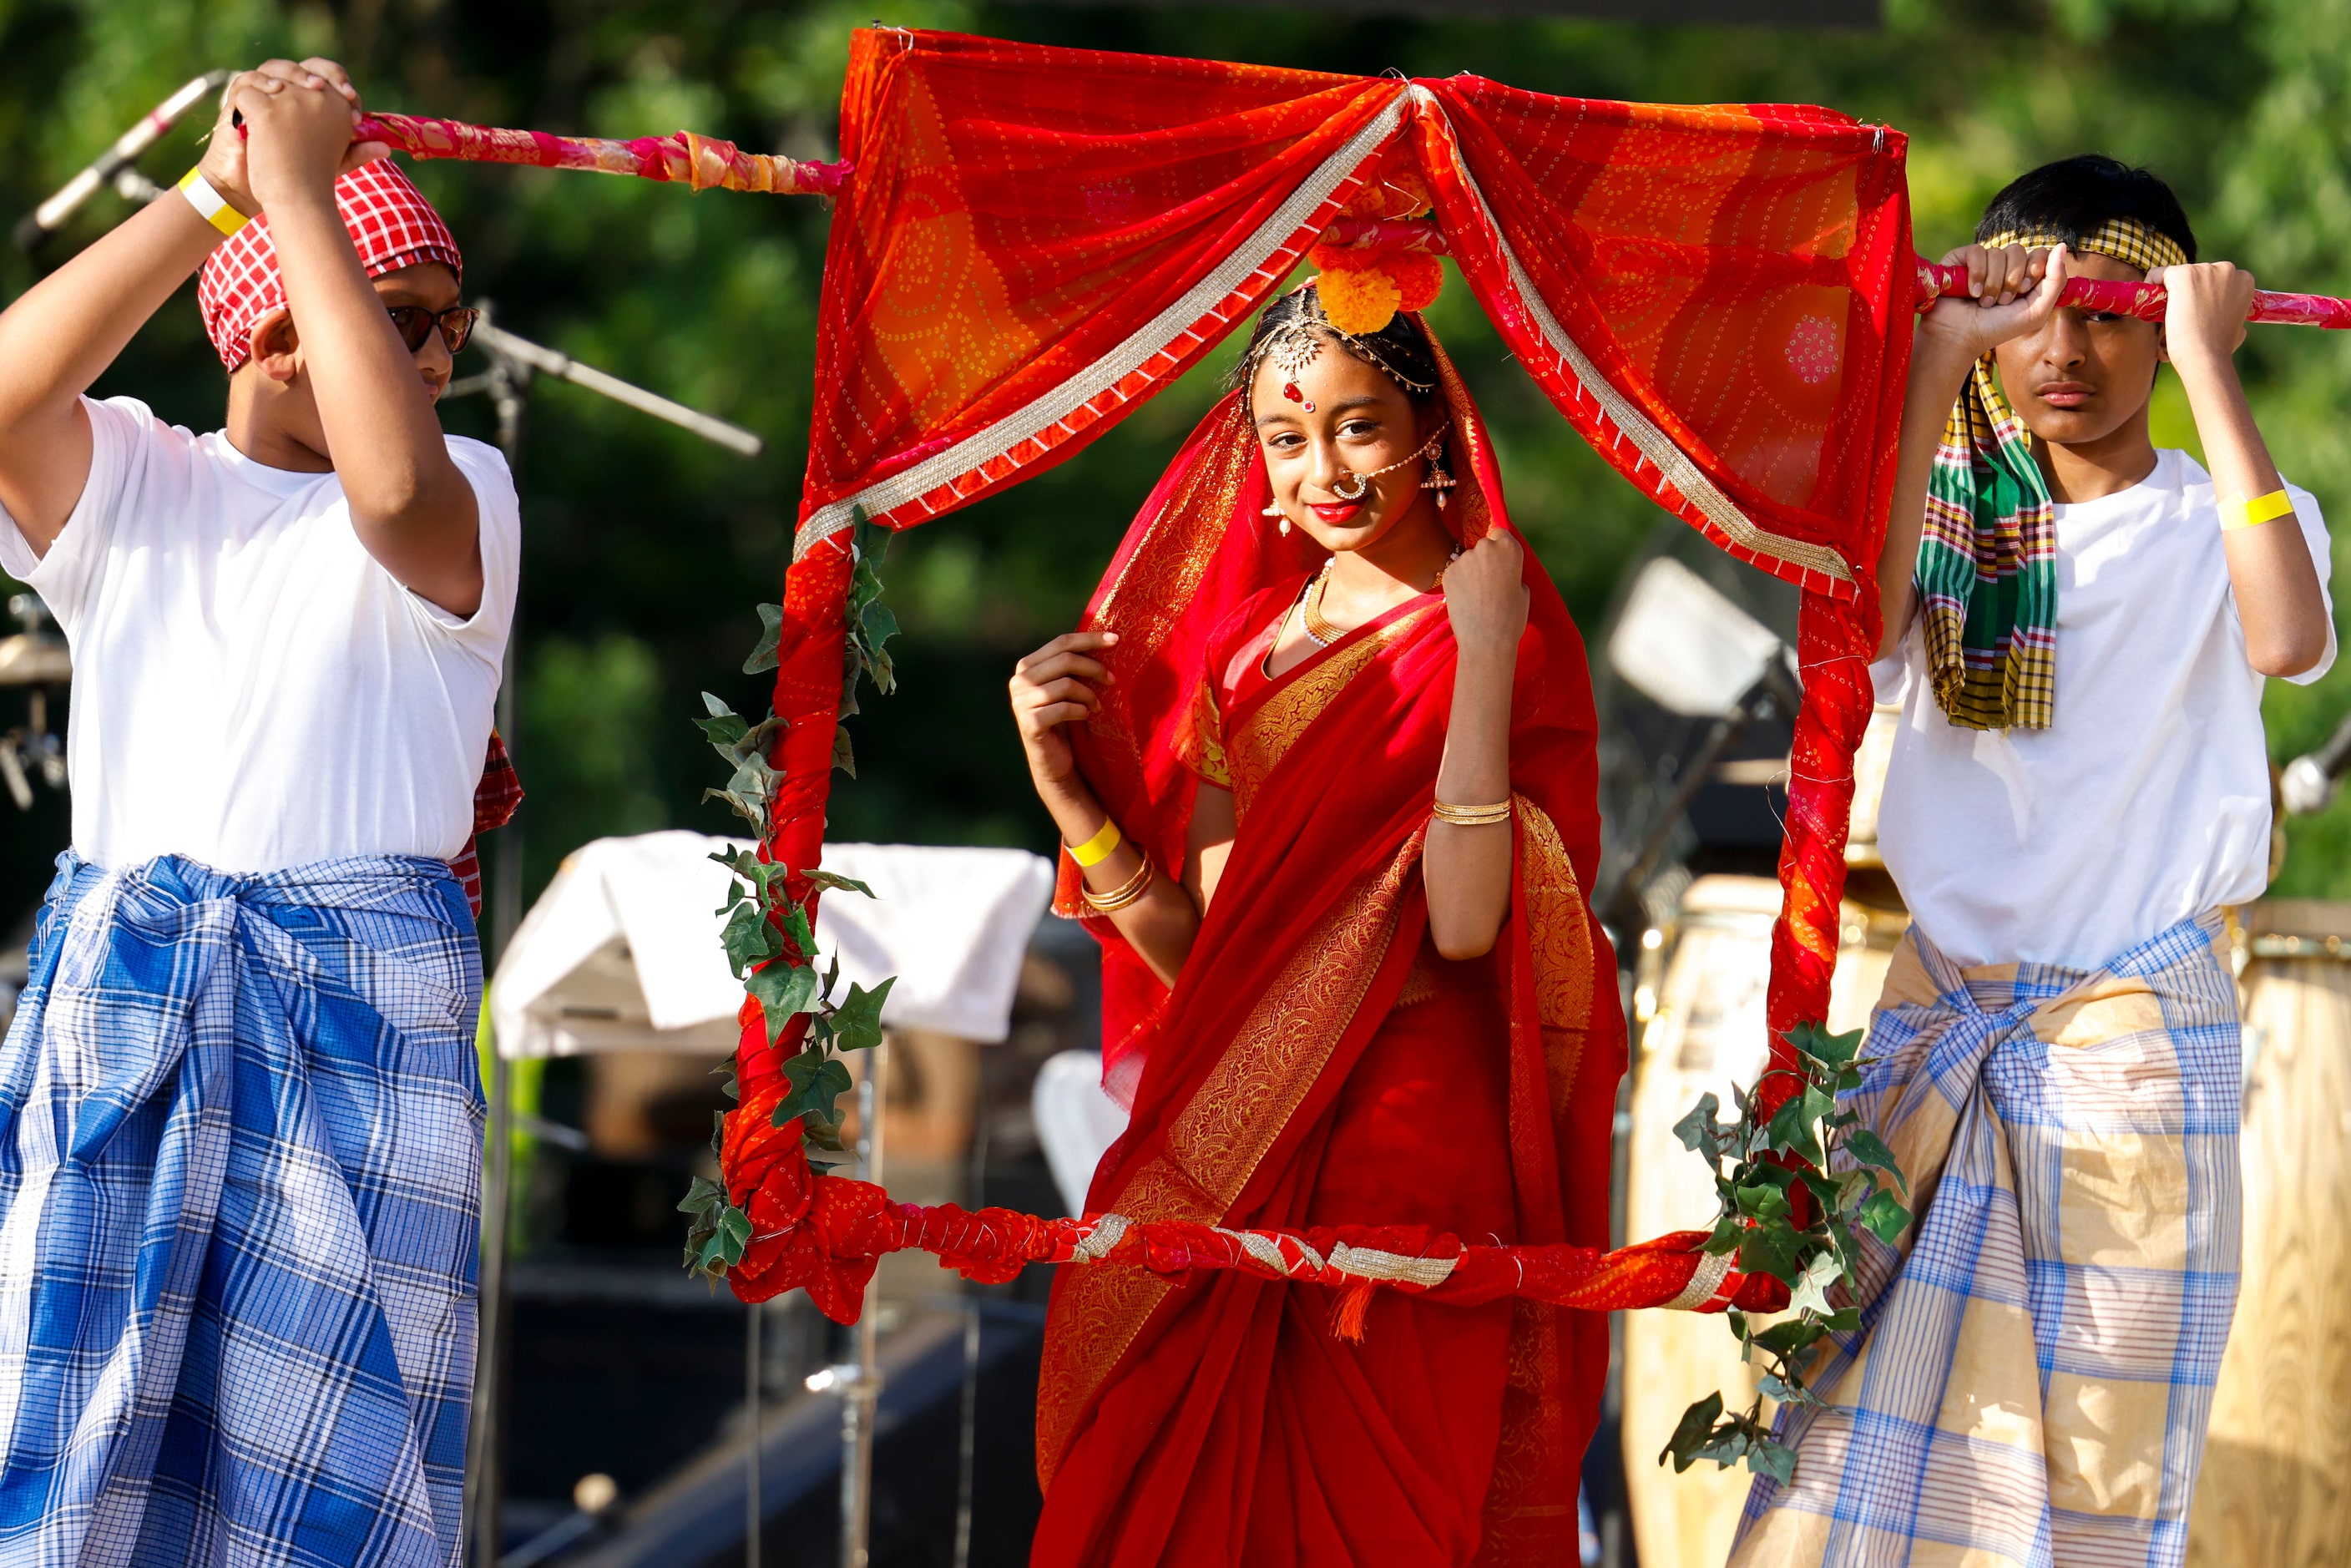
1009, 630, 1115, 796
1441, 530, 1529, 661
1009, 628, 1221, 987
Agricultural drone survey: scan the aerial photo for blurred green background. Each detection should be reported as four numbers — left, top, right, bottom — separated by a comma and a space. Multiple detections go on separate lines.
7, 0, 2351, 924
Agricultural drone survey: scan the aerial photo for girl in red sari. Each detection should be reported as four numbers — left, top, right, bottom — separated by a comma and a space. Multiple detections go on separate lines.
1007, 282, 1623, 1567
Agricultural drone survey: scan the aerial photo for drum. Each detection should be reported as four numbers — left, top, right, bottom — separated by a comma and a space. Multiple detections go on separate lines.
2186, 899, 2351, 1566
1619, 873, 1908, 1568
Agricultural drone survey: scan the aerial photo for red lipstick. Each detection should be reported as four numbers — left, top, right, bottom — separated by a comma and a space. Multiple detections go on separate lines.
1308, 500, 1364, 527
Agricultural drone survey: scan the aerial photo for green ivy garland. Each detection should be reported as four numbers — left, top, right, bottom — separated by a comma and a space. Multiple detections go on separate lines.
1660, 1020, 1910, 1480
680, 508, 900, 1282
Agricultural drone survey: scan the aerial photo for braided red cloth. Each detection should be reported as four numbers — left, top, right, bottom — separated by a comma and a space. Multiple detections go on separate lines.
720, 1080, 1787, 1333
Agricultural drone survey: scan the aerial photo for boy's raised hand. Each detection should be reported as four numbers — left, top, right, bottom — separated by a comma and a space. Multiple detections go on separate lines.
2151, 255, 2328, 677
200, 60, 389, 218
1917, 242, 2072, 367
1877, 242, 2072, 659
2152, 261, 2255, 366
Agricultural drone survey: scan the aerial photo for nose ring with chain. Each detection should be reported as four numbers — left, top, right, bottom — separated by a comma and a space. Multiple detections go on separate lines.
1330, 421, 1451, 502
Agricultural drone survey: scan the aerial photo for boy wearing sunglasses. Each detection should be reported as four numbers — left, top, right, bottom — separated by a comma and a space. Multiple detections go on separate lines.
0, 59, 512, 1565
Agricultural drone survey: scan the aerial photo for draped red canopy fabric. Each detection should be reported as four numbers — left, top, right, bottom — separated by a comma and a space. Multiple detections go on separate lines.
766, 26, 1905, 1131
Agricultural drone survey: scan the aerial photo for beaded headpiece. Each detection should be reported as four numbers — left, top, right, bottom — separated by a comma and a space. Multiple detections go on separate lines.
1236, 282, 1435, 414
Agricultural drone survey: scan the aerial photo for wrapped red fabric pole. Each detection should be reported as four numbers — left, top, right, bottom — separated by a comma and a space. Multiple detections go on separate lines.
347, 110, 849, 195
1915, 256, 2351, 327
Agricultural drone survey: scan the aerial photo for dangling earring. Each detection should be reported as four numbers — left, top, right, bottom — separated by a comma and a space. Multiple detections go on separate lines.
1263, 499, 1290, 536
1421, 441, 1458, 512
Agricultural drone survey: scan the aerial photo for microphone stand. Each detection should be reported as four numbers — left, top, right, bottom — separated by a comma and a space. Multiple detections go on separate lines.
448, 306, 760, 1568
1597, 655, 1803, 940
2281, 710, 2351, 817
455, 316, 765, 458
16, 72, 228, 250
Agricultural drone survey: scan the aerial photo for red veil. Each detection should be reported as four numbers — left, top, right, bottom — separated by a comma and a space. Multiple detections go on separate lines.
1022, 325, 1619, 1563
759, 32, 1909, 1144
729, 27, 1921, 1556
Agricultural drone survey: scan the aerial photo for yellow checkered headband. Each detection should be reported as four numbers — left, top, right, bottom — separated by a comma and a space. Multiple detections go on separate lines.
1979, 216, 2188, 276
1925, 215, 2187, 732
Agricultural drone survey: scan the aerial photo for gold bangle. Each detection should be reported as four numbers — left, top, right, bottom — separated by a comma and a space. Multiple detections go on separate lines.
1082, 853, 1155, 914
1068, 818, 1123, 868
2222, 488, 2296, 532
1432, 798, 1513, 827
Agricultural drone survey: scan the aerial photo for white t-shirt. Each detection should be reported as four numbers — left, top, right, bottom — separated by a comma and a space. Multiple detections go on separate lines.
0, 394, 519, 875
1873, 448, 2333, 969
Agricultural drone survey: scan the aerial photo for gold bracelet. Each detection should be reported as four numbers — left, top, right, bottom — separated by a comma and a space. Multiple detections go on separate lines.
2222, 488, 2296, 532
176, 167, 250, 237
1432, 798, 1513, 827
1082, 853, 1155, 913
1068, 818, 1123, 868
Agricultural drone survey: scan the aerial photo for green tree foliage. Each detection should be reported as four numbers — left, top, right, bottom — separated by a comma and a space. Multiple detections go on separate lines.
4, 0, 2351, 917
518, 633, 670, 893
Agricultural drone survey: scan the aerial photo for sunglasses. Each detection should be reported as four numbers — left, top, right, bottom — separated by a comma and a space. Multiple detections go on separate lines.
386, 304, 479, 356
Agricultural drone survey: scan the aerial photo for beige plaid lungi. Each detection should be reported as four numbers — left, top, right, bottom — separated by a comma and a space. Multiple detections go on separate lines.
1729, 914, 2241, 1568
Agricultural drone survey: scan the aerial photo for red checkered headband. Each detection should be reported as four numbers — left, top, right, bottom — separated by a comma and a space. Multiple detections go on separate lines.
197, 159, 463, 373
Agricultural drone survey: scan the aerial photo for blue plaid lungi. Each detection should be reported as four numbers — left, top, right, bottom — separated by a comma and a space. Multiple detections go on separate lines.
1731, 914, 2241, 1568
0, 852, 483, 1568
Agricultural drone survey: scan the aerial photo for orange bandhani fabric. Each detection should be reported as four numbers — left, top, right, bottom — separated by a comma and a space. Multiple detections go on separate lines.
759, 32, 1906, 1139
715, 33, 1915, 1555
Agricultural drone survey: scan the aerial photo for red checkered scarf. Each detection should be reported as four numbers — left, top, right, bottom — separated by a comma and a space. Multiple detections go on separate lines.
451, 731, 523, 920
196, 159, 463, 373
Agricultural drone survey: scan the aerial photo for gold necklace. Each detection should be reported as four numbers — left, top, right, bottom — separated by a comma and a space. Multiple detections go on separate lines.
1301, 547, 1462, 646
1302, 560, 1345, 645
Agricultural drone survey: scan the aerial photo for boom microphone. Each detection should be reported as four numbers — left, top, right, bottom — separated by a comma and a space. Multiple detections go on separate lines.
15, 72, 228, 251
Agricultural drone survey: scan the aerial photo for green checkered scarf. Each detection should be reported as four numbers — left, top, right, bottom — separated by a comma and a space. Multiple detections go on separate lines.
1917, 218, 2189, 731
1919, 359, 2059, 730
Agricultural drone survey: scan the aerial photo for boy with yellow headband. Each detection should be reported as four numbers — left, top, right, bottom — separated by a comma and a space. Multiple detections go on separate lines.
1733, 156, 2332, 1565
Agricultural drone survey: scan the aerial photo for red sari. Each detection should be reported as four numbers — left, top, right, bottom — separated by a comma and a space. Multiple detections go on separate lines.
1033, 327, 1623, 1568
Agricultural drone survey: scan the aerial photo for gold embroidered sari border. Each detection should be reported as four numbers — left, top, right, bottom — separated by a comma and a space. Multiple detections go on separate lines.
1228, 602, 1438, 813
1036, 832, 1423, 1482
1514, 793, 1597, 1107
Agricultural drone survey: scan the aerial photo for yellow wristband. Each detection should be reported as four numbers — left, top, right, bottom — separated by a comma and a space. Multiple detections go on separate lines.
2222, 488, 2296, 532
1069, 818, 1123, 868
176, 167, 250, 238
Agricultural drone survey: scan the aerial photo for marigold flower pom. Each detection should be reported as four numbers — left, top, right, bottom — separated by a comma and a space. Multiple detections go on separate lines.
1310, 164, 1443, 334
1388, 251, 1443, 312
1306, 240, 1359, 275
1317, 266, 1405, 335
